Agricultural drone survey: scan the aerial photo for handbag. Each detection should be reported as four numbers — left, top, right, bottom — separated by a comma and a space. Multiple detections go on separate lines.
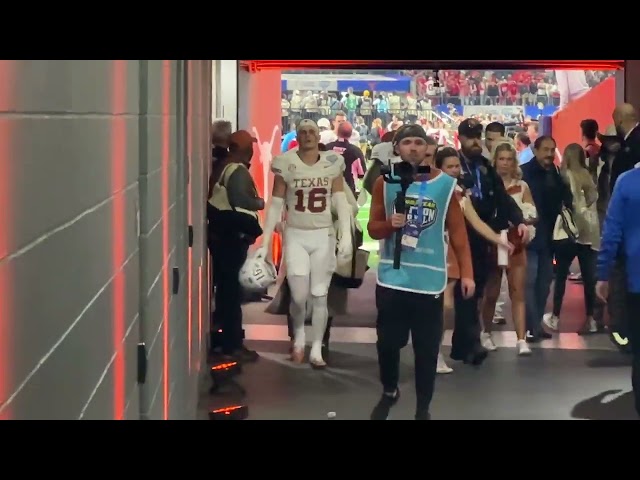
552, 168, 579, 245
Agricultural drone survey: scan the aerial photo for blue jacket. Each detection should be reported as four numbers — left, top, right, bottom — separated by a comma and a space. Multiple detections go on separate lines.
597, 167, 640, 293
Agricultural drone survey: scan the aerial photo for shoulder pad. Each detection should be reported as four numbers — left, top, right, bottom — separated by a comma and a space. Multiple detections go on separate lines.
271, 154, 289, 176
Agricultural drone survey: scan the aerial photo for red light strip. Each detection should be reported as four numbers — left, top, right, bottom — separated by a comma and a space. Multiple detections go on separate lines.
111, 60, 128, 420
241, 60, 624, 72
0, 61, 15, 420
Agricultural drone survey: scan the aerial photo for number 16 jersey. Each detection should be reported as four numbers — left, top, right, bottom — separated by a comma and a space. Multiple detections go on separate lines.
271, 150, 346, 230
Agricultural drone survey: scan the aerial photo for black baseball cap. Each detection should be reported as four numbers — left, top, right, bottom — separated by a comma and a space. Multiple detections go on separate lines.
393, 124, 429, 144
458, 118, 483, 139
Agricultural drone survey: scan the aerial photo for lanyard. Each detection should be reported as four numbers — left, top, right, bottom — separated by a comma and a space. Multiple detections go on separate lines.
416, 180, 428, 224
462, 156, 483, 200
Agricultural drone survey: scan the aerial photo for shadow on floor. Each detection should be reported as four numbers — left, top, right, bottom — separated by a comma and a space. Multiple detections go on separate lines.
571, 390, 638, 420
586, 355, 632, 368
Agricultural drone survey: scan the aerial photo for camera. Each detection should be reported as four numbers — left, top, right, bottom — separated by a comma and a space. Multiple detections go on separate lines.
380, 161, 430, 187
379, 160, 431, 270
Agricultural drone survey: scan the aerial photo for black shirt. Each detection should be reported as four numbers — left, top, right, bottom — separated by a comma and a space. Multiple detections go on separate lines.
325, 139, 366, 193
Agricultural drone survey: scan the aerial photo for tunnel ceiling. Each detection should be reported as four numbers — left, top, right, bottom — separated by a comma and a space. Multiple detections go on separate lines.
240, 60, 624, 72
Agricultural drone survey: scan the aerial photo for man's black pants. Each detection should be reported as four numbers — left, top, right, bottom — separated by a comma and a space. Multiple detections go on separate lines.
451, 239, 488, 357
375, 285, 443, 409
609, 257, 628, 336
211, 238, 249, 355
627, 292, 640, 417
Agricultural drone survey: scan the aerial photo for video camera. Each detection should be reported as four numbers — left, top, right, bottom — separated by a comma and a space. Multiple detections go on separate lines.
380, 161, 430, 189
380, 160, 431, 270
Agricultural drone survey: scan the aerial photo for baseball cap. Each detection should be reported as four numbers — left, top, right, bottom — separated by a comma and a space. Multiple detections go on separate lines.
458, 118, 483, 139
393, 124, 429, 144
229, 130, 257, 149
297, 119, 319, 133
317, 118, 331, 129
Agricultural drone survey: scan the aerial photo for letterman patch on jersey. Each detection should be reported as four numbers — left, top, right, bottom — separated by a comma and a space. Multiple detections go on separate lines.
405, 195, 438, 233
325, 154, 339, 164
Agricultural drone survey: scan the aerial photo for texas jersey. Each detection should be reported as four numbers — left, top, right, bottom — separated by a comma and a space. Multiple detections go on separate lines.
271, 150, 346, 230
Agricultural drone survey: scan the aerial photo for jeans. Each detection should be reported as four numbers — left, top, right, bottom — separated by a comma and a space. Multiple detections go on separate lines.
552, 243, 597, 317
525, 247, 554, 334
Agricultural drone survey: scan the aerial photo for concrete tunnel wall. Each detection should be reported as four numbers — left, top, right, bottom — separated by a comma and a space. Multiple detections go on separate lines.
0, 60, 213, 420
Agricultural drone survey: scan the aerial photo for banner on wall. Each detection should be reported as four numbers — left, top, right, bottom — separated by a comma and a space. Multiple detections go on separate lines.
463, 105, 522, 117
281, 73, 411, 93
244, 69, 284, 264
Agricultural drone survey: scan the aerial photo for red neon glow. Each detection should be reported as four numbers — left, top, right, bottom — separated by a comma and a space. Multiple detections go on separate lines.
0, 60, 15, 420
211, 405, 243, 414
187, 61, 193, 374
111, 60, 128, 420
211, 362, 238, 371
198, 265, 202, 372
240, 59, 624, 72
161, 60, 171, 420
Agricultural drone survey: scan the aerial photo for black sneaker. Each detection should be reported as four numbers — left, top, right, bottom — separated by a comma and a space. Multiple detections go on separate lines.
224, 346, 259, 363
370, 389, 400, 420
415, 410, 431, 420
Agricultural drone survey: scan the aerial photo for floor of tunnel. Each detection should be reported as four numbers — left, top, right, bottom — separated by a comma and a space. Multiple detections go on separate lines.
199, 340, 636, 420
201, 244, 627, 420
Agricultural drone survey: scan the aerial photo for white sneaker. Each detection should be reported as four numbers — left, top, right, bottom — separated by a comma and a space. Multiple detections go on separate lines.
480, 332, 497, 351
437, 353, 453, 374
542, 313, 559, 331
516, 339, 532, 356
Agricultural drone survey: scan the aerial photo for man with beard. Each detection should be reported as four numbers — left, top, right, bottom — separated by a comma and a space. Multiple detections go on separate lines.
454, 119, 528, 365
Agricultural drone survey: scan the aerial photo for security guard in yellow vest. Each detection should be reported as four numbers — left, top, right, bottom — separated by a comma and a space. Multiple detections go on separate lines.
208, 130, 264, 362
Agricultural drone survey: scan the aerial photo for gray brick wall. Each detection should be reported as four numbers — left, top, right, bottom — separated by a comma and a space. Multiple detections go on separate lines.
0, 60, 211, 420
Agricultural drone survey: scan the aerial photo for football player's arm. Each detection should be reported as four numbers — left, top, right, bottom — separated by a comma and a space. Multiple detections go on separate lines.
446, 192, 473, 280
259, 158, 287, 254
462, 194, 502, 246
362, 159, 382, 195
367, 176, 395, 240
331, 162, 353, 247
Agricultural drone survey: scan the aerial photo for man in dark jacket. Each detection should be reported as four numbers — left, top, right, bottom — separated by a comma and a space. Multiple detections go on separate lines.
606, 103, 640, 350
521, 135, 573, 341
453, 119, 528, 365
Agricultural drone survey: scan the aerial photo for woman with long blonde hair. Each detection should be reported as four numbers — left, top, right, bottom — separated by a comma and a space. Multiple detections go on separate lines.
480, 139, 536, 356
542, 143, 601, 334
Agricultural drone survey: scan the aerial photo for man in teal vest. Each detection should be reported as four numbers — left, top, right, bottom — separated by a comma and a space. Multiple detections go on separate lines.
367, 124, 474, 420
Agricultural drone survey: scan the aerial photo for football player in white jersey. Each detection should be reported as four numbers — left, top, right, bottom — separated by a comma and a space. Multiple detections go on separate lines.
256, 119, 352, 368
